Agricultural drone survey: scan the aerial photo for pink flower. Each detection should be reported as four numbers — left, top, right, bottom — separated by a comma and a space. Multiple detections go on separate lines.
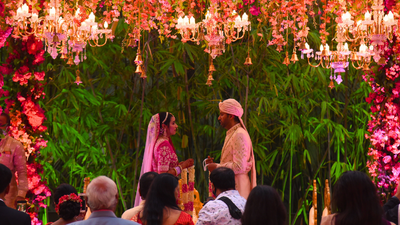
34, 72, 45, 81
383, 155, 392, 164
249, 6, 260, 16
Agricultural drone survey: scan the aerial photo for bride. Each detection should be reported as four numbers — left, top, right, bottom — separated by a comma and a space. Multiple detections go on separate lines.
134, 112, 194, 206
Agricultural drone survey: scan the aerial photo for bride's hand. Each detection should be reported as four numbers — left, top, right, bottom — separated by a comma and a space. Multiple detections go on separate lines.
180, 158, 194, 169
205, 156, 214, 164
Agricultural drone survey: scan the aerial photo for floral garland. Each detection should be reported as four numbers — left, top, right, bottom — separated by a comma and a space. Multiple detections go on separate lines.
0, 32, 50, 225
364, 0, 400, 200
180, 166, 195, 215
55, 193, 82, 213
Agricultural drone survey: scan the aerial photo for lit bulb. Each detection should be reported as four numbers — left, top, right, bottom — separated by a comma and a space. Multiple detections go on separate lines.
89, 12, 95, 23
365, 11, 371, 20
389, 11, 394, 21
81, 22, 87, 27
232, 10, 237, 15
383, 15, 388, 22
235, 15, 241, 23
50, 7, 56, 17
344, 43, 349, 51
345, 12, 351, 20
305, 43, 310, 50
320, 44, 323, 52
178, 16, 183, 25
17, 7, 22, 16
75, 8, 80, 17
31, 13, 38, 22
369, 45, 374, 51
104, 21, 108, 29
183, 16, 189, 25
22, 4, 29, 14
242, 13, 248, 22
190, 17, 195, 25
325, 44, 330, 52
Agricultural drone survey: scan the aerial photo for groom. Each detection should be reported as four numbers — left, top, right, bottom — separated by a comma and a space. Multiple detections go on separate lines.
207, 99, 256, 199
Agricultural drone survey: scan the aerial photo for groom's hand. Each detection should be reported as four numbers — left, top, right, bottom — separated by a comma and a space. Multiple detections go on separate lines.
205, 156, 214, 164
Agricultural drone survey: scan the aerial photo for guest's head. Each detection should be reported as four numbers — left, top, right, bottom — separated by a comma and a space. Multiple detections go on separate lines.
0, 164, 12, 196
0, 113, 10, 131
210, 167, 235, 196
87, 176, 118, 211
53, 184, 80, 221
159, 112, 177, 136
241, 185, 286, 225
332, 171, 384, 225
139, 172, 158, 200
142, 173, 180, 225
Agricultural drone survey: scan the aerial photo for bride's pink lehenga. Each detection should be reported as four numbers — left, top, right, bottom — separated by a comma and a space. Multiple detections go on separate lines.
134, 113, 179, 207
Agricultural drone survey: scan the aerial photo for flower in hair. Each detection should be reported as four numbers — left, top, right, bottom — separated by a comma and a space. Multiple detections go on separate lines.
55, 193, 82, 213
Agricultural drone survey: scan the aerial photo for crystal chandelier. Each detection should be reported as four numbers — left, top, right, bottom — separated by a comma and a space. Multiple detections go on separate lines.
12, 0, 114, 65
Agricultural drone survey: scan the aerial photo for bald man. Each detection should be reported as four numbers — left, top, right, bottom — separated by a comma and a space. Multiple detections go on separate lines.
206, 99, 256, 199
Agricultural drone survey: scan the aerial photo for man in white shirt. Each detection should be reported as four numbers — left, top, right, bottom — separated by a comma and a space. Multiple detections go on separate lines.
196, 167, 246, 225
122, 172, 158, 220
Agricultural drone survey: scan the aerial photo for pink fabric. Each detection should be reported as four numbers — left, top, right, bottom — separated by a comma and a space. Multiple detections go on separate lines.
135, 113, 178, 206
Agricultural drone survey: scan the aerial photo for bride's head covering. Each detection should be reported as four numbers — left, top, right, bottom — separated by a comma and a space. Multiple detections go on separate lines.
135, 112, 175, 206
219, 98, 247, 130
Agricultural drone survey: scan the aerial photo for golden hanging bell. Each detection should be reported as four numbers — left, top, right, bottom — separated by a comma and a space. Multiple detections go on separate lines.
328, 80, 335, 89
209, 61, 216, 72
61, 53, 68, 60
378, 57, 386, 65
135, 65, 143, 74
290, 52, 299, 62
67, 55, 74, 65
140, 69, 147, 79
134, 54, 143, 66
53, 34, 59, 43
276, 45, 283, 52
283, 52, 291, 66
206, 73, 214, 86
363, 63, 370, 71
350, 52, 359, 61
244, 54, 252, 66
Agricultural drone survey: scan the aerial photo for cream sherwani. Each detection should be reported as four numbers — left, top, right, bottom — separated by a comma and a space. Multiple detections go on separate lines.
0, 135, 28, 208
217, 123, 256, 199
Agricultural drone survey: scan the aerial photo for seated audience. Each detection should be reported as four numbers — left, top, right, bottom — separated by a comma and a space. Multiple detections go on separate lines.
196, 167, 246, 225
241, 185, 286, 225
70, 176, 139, 225
48, 184, 81, 225
321, 171, 393, 225
0, 163, 31, 225
383, 181, 400, 225
122, 172, 158, 220
133, 173, 193, 225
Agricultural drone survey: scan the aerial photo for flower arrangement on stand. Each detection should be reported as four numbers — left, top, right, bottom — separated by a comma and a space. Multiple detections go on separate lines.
0, 33, 50, 224
365, 0, 400, 200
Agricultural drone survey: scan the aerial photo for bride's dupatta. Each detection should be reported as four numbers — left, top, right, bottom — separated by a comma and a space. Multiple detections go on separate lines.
134, 114, 160, 207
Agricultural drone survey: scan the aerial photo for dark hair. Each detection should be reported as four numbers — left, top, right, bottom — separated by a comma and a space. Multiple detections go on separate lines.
210, 167, 235, 192
54, 184, 80, 221
241, 185, 286, 225
332, 171, 386, 225
142, 173, 180, 225
0, 164, 12, 193
139, 172, 158, 200
0, 113, 10, 125
159, 112, 174, 129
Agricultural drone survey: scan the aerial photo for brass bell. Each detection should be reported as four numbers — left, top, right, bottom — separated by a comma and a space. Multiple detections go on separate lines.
363, 63, 370, 71
134, 53, 143, 66
135, 65, 143, 74
290, 52, 299, 62
276, 45, 283, 52
378, 57, 386, 65
67, 55, 74, 65
209, 61, 216, 72
61, 53, 68, 60
244, 54, 252, 66
283, 52, 291, 66
140, 70, 147, 79
53, 34, 59, 43
328, 80, 335, 89
350, 52, 359, 61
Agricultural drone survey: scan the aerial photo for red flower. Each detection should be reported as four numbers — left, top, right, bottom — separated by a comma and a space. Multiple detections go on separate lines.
33, 50, 45, 65
27, 37, 43, 55
249, 6, 260, 16
34, 72, 45, 81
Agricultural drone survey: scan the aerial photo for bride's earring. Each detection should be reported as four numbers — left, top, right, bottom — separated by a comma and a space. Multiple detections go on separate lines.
163, 126, 167, 136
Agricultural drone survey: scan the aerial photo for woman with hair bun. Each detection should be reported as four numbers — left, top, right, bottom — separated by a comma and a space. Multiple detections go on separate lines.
47, 184, 81, 225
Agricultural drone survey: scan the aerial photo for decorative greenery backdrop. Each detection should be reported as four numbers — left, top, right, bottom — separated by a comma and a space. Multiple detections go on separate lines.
1, 0, 392, 224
